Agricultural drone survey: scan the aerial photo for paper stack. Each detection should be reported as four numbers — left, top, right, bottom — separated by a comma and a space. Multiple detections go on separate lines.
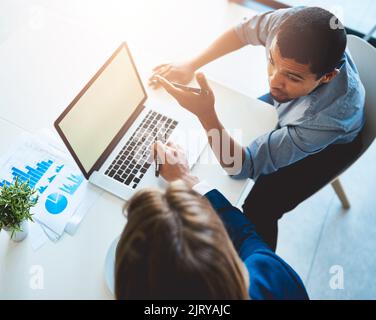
0, 129, 103, 250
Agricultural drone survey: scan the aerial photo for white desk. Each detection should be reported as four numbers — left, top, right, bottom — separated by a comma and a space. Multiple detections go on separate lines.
0, 1, 276, 299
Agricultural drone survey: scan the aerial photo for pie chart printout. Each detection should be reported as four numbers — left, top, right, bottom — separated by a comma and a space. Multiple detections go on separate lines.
45, 193, 68, 215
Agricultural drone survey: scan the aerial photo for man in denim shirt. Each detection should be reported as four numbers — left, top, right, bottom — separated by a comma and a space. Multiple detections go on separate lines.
151, 7, 365, 251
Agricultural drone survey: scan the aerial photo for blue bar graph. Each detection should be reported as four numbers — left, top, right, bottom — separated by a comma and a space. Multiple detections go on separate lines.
56, 165, 64, 173
59, 174, 84, 195
47, 175, 57, 183
0, 160, 53, 189
0, 180, 11, 188
38, 185, 48, 194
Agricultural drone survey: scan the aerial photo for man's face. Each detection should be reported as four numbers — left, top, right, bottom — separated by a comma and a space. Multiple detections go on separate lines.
267, 37, 336, 103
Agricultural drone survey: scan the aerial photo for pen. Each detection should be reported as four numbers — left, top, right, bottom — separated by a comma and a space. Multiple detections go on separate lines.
154, 136, 160, 177
151, 78, 208, 95
170, 82, 209, 95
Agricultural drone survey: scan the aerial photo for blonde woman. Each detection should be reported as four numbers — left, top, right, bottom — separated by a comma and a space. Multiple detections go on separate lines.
115, 141, 308, 300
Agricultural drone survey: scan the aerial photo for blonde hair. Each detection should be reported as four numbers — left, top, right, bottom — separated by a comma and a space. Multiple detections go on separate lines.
115, 180, 249, 300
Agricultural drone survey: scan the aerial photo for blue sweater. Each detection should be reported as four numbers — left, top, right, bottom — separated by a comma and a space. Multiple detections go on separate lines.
205, 189, 309, 300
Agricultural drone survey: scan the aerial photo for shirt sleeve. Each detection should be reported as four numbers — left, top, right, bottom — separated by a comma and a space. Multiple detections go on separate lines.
204, 189, 309, 300
204, 189, 270, 257
231, 125, 344, 180
246, 250, 309, 300
234, 8, 298, 46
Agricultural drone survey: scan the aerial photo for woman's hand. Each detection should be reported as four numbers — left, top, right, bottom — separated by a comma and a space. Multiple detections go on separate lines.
153, 140, 199, 188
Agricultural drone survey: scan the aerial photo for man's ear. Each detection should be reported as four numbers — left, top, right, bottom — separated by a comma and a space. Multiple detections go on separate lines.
319, 69, 340, 84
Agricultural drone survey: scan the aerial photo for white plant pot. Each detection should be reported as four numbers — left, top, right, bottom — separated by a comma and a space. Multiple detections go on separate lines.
5, 220, 29, 242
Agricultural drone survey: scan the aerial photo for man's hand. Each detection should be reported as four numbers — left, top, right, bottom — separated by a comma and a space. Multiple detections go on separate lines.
148, 62, 195, 89
153, 140, 199, 188
155, 72, 216, 123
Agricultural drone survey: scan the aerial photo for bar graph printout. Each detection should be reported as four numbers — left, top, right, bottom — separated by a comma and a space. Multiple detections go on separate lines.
0, 131, 97, 240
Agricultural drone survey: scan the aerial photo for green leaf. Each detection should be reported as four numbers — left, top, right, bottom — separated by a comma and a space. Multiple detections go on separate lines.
0, 176, 38, 231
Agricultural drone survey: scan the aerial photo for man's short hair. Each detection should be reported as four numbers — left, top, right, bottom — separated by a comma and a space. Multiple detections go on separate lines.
277, 7, 347, 79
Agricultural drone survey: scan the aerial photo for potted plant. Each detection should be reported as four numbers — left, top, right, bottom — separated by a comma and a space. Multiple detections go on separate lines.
0, 177, 38, 241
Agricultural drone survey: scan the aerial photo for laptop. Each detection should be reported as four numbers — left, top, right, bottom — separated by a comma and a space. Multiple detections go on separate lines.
54, 42, 207, 200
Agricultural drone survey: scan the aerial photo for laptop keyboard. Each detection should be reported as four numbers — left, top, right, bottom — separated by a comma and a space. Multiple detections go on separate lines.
104, 110, 178, 189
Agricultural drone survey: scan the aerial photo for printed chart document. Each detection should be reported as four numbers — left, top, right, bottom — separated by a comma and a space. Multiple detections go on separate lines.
0, 130, 103, 250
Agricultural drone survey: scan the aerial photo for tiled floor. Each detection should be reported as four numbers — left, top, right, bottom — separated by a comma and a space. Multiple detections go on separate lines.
277, 141, 376, 299
304, 142, 376, 299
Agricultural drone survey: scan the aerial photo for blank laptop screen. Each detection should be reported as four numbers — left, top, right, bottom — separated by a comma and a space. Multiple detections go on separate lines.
57, 45, 145, 174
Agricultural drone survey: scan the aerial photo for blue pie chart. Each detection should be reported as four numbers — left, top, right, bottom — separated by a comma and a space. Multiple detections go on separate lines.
45, 193, 68, 215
